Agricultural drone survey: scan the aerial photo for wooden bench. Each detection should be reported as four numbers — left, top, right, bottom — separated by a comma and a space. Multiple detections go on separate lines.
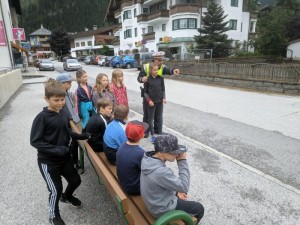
81, 142, 197, 225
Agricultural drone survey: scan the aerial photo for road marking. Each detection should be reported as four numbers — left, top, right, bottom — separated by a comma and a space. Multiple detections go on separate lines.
130, 109, 300, 196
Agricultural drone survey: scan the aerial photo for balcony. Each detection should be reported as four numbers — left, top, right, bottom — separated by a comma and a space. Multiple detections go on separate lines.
137, 9, 169, 23
142, 32, 155, 41
114, 9, 121, 18
170, 4, 200, 15
113, 39, 120, 46
121, 0, 142, 8
113, 23, 122, 33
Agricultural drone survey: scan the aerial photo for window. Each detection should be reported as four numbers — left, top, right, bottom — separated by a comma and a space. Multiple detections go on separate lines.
134, 28, 137, 37
123, 10, 132, 21
172, 18, 197, 30
124, 29, 132, 39
162, 24, 166, 31
250, 21, 256, 33
158, 3, 167, 9
148, 26, 154, 33
134, 8, 137, 17
143, 8, 149, 13
231, 0, 238, 7
81, 42, 85, 47
87, 41, 92, 46
229, 20, 237, 30
75, 42, 80, 47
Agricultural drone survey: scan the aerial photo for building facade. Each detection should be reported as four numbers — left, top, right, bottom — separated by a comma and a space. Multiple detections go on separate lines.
106, 0, 258, 59
68, 26, 115, 58
29, 25, 53, 60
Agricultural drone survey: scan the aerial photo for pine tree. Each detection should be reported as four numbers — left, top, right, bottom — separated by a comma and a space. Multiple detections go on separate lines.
49, 28, 70, 57
194, 1, 232, 58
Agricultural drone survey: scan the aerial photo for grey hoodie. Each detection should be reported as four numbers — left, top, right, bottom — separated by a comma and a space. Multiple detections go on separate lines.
140, 151, 190, 218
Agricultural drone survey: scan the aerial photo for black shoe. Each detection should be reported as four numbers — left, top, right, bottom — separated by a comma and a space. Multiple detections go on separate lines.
49, 215, 65, 225
144, 132, 149, 138
60, 193, 82, 207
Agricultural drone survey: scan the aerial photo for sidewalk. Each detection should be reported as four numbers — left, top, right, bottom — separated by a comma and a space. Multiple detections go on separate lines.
0, 79, 126, 225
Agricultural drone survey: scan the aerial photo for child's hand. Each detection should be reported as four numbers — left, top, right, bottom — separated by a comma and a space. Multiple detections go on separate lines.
177, 192, 188, 200
163, 99, 167, 104
176, 152, 187, 160
142, 76, 148, 82
149, 101, 154, 107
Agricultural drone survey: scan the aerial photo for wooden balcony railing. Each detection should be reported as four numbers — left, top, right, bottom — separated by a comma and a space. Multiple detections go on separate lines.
137, 9, 169, 22
114, 9, 121, 18
113, 39, 120, 46
170, 4, 200, 15
142, 32, 155, 41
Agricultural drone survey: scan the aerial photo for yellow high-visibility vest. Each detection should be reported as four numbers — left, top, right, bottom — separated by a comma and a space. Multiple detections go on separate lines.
144, 63, 164, 77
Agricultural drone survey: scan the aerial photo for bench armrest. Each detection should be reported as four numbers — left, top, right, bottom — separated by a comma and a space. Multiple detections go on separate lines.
153, 210, 195, 225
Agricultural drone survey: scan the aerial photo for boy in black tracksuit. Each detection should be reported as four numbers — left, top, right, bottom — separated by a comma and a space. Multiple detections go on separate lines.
30, 79, 90, 225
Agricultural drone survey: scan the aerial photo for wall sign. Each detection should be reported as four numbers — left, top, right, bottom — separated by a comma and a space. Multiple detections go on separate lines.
0, 21, 7, 46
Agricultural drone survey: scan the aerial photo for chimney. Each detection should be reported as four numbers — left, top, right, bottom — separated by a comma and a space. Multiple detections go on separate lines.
93, 25, 97, 30
84, 27, 89, 31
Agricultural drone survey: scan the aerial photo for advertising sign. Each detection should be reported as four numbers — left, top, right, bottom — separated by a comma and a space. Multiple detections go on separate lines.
0, 20, 7, 46
12, 28, 26, 40
21, 42, 31, 50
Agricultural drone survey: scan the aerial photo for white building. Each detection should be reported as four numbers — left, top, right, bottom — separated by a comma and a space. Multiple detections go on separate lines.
287, 39, 300, 60
105, 0, 257, 59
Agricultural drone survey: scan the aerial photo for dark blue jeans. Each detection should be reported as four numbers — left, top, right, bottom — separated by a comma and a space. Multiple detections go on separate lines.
175, 198, 205, 223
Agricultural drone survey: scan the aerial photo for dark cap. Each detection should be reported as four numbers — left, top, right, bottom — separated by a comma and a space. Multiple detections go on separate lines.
154, 133, 187, 154
126, 120, 149, 141
56, 73, 74, 83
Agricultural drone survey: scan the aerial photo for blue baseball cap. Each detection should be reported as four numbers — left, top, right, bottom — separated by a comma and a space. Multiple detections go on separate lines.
56, 73, 74, 83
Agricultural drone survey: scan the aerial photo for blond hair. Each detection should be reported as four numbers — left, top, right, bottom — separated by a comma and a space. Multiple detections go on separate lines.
94, 73, 112, 93
111, 69, 124, 86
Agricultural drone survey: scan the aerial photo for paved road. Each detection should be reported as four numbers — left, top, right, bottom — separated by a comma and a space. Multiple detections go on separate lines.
1, 63, 300, 225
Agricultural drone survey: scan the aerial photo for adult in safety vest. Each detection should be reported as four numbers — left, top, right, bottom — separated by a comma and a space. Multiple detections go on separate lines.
137, 51, 179, 137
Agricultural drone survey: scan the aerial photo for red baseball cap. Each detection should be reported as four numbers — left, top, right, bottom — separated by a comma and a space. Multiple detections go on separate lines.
126, 120, 149, 141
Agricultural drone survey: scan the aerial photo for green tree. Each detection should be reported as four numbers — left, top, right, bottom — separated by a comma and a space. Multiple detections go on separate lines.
194, 1, 232, 58
255, 6, 293, 56
49, 28, 70, 57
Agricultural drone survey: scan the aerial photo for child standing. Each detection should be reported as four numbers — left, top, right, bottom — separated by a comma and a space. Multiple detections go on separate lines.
92, 73, 115, 111
110, 69, 128, 106
75, 69, 95, 129
144, 63, 167, 143
140, 133, 204, 224
30, 79, 91, 225
56, 73, 81, 170
116, 120, 149, 195
85, 98, 113, 152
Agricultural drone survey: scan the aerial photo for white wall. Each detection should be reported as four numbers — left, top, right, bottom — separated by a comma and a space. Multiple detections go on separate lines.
0, 0, 14, 69
287, 42, 300, 59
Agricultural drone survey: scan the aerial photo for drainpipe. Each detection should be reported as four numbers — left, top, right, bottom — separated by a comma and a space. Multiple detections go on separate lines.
0, 1, 14, 69
287, 49, 293, 58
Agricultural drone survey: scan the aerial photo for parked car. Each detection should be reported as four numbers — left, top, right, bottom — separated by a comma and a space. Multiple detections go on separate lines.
78, 56, 87, 61
98, 56, 107, 66
63, 59, 82, 71
120, 55, 136, 69
84, 56, 93, 65
105, 56, 114, 67
111, 56, 122, 68
39, 59, 55, 71
134, 52, 153, 70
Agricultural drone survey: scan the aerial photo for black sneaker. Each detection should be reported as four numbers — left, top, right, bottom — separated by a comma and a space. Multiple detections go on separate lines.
60, 193, 82, 207
49, 215, 65, 225
144, 132, 149, 138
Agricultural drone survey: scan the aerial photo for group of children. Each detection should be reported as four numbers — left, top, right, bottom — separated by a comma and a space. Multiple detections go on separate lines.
30, 53, 204, 225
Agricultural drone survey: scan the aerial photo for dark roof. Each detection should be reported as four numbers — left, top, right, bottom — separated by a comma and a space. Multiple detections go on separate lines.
29, 25, 51, 36
287, 39, 300, 45
68, 25, 116, 39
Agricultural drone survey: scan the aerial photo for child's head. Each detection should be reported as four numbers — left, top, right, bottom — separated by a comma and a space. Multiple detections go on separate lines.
56, 73, 74, 91
149, 63, 159, 77
95, 73, 109, 91
76, 69, 88, 84
113, 104, 129, 121
112, 69, 124, 86
154, 133, 187, 162
125, 120, 149, 143
97, 98, 113, 117
44, 79, 66, 112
